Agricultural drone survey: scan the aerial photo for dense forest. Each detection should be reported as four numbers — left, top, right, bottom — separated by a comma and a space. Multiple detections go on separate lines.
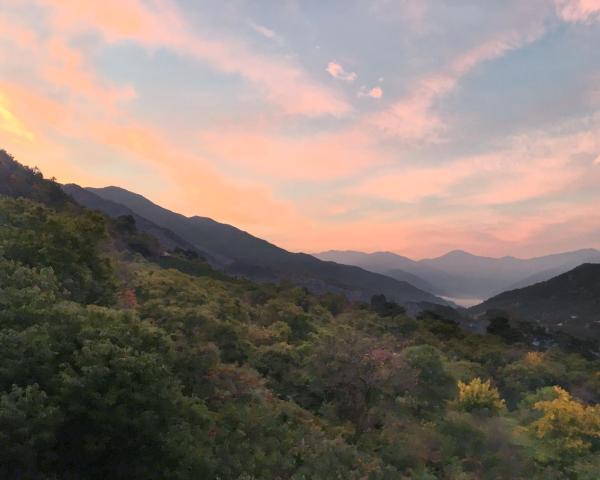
1, 152, 599, 479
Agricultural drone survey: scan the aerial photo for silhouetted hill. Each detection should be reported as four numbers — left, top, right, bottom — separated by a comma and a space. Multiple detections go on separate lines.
0, 150, 72, 208
470, 263, 600, 339
73, 186, 450, 307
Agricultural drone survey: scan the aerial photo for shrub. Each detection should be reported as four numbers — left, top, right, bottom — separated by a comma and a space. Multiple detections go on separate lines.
456, 378, 506, 414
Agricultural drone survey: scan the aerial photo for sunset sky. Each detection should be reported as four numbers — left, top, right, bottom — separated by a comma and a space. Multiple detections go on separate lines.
1, 0, 600, 258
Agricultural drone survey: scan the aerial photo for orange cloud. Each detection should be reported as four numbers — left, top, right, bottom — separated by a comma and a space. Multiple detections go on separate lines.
87, 121, 306, 230
0, 69, 306, 235
0, 10, 135, 110
43, 37, 136, 105
35, 0, 182, 44
197, 127, 382, 180
0, 2, 311, 234
0, 80, 127, 186
0, 95, 35, 141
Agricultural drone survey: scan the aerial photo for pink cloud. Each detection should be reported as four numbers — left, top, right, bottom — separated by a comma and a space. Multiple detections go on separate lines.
351, 161, 477, 203
32, 0, 350, 117
2, 0, 599, 259
287, 187, 600, 259
368, 30, 543, 141
43, 37, 136, 105
555, 0, 600, 22
326, 62, 357, 83
359, 86, 383, 99
248, 21, 278, 40
352, 115, 600, 207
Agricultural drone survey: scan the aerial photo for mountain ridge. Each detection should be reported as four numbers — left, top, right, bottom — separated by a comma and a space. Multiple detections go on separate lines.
66, 184, 451, 308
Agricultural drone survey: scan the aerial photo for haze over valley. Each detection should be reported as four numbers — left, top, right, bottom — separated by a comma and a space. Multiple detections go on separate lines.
315, 249, 600, 306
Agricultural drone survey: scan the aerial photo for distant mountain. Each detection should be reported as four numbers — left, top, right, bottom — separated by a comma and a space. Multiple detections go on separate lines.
470, 264, 600, 339
314, 250, 439, 293
422, 249, 600, 298
69, 185, 450, 307
315, 249, 600, 302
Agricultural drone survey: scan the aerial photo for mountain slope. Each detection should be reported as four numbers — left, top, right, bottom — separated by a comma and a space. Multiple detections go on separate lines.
470, 263, 600, 339
63, 184, 205, 257
76, 186, 449, 306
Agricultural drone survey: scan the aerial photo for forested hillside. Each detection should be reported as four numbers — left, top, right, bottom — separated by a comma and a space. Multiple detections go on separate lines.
471, 264, 600, 340
1, 152, 600, 479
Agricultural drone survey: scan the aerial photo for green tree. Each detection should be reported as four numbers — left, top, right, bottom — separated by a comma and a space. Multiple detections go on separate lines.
401, 345, 456, 414
0, 198, 116, 304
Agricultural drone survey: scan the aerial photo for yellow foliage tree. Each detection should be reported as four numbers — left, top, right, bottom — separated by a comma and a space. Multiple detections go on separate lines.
456, 377, 505, 414
524, 351, 544, 366
530, 386, 600, 462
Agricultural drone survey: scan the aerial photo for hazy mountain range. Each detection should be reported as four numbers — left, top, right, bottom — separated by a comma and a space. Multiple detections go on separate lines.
63, 184, 448, 308
314, 249, 600, 305
63, 181, 600, 317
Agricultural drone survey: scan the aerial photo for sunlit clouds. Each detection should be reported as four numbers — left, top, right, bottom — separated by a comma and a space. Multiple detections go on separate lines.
0, 95, 34, 142
326, 62, 357, 83
359, 86, 383, 99
1, 0, 600, 257
555, 0, 600, 22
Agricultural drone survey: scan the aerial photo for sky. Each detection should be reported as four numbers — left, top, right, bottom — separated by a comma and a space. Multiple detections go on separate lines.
1, 0, 600, 258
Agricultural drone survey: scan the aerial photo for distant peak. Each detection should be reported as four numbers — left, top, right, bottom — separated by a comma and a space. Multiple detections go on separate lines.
95, 185, 128, 192
314, 249, 365, 255
443, 249, 474, 258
